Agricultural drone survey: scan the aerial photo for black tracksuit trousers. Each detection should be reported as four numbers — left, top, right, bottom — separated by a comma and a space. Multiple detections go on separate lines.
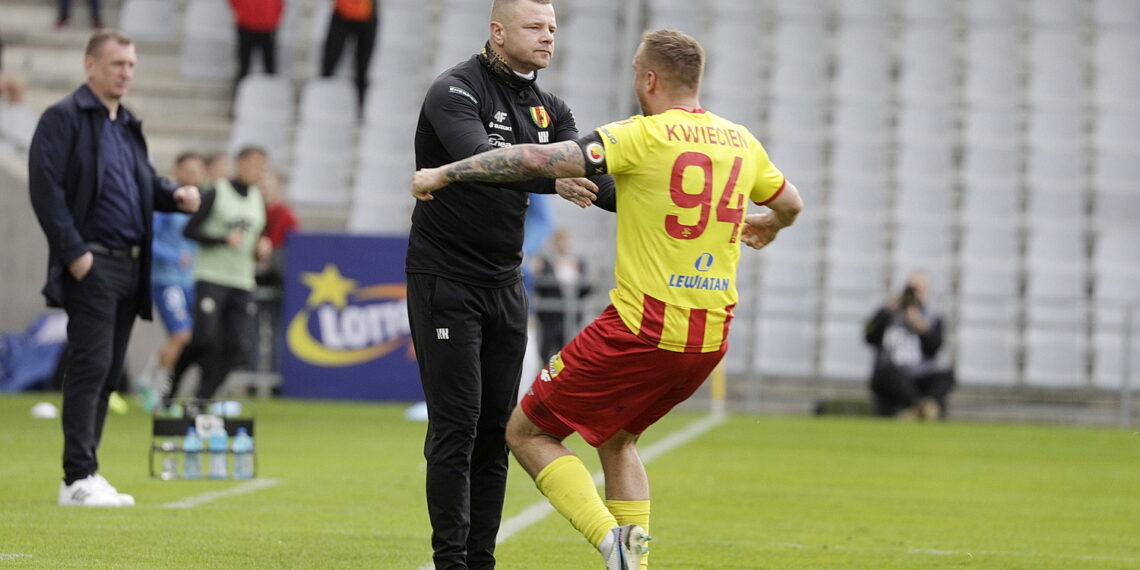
406, 273, 528, 570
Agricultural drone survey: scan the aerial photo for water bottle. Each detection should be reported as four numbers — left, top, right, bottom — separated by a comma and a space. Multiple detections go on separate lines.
160, 441, 178, 480
183, 427, 202, 479
232, 427, 254, 479
207, 430, 229, 479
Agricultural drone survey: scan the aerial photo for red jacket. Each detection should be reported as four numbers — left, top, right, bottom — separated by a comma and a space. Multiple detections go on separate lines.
264, 201, 298, 248
230, 0, 283, 32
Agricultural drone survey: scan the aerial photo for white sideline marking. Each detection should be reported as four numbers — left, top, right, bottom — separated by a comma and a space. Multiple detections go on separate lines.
496, 413, 728, 544
161, 478, 279, 509
0, 554, 33, 560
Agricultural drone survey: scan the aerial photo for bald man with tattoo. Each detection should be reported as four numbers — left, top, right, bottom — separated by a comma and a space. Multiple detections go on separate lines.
405, 1, 615, 567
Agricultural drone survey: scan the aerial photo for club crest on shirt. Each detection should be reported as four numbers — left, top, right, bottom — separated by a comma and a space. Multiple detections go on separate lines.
529, 106, 550, 128
586, 142, 605, 164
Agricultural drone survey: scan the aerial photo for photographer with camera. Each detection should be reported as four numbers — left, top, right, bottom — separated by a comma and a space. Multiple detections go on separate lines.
864, 271, 956, 420
165, 147, 272, 404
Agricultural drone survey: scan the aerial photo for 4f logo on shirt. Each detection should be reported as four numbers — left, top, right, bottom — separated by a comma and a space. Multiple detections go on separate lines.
529, 106, 550, 128
494, 111, 508, 123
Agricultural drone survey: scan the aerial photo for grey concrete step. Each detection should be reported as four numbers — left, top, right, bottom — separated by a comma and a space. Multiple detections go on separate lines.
6, 43, 192, 90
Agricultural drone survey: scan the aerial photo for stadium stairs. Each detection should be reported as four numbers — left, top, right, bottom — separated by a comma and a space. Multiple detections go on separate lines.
2, 0, 232, 173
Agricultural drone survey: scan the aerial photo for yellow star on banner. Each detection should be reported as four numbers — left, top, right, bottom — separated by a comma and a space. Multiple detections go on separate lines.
300, 264, 358, 309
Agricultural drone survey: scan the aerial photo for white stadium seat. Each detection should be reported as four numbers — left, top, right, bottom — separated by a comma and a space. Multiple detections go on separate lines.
956, 323, 1020, 386
1023, 327, 1088, 387
181, 0, 235, 80
119, 0, 177, 43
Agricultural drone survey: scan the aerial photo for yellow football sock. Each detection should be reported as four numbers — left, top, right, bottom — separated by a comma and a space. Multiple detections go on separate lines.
535, 455, 617, 548
607, 499, 651, 568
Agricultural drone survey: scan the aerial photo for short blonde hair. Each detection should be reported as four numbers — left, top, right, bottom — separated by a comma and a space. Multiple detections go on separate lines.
490, 0, 553, 23
639, 29, 704, 91
85, 29, 132, 58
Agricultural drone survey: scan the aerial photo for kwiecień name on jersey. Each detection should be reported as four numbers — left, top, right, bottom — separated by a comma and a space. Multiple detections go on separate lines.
667, 274, 731, 291
664, 123, 749, 149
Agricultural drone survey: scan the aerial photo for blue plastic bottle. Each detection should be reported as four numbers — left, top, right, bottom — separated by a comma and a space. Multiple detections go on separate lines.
183, 427, 202, 479
207, 430, 229, 479
232, 427, 254, 479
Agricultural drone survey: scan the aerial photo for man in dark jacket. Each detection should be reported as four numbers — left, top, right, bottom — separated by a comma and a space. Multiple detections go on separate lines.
406, 0, 614, 566
28, 29, 200, 507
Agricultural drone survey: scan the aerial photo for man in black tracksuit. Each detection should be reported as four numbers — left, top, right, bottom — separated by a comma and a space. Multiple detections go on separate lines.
406, 1, 614, 567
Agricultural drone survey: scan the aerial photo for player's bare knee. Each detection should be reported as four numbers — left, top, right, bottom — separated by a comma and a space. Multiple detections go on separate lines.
504, 408, 530, 452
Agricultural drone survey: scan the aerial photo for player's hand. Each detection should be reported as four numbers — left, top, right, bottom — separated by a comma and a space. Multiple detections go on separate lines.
555, 177, 598, 209
741, 212, 780, 250
412, 168, 448, 201
174, 185, 200, 213
69, 251, 94, 280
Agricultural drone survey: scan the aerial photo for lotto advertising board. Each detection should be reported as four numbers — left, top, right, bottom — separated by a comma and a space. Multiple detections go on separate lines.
280, 233, 422, 401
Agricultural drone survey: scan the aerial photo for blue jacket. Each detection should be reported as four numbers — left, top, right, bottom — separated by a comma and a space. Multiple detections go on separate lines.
28, 84, 181, 319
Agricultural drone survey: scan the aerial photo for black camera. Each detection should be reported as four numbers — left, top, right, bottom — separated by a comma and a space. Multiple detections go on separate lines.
900, 285, 919, 309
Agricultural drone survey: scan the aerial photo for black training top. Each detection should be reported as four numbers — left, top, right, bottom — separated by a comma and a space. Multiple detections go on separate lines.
408, 50, 613, 287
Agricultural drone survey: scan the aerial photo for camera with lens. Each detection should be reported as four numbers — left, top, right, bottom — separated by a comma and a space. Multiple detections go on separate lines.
900, 285, 920, 309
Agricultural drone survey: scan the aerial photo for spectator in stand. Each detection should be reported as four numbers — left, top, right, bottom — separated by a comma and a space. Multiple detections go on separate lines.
534, 226, 592, 361
136, 152, 207, 409
519, 193, 555, 396
257, 168, 298, 285
252, 169, 296, 372
166, 147, 271, 403
864, 271, 956, 420
318, 0, 379, 109
229, 0, 284, 91
56, 0, 104, 29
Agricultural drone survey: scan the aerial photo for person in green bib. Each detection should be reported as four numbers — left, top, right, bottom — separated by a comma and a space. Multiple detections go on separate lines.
165, 147, 272, 404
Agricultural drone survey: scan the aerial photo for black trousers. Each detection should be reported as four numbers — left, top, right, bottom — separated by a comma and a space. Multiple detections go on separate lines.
236, 27, 277, 83
169, 281, 254, 401
871, 363, 956, 417
60, 252, 139, 485
406, 273, 528, 570
319, 13, 378, 107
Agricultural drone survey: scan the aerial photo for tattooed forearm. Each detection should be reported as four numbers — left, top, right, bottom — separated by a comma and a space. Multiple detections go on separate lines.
446, 148, 538, 183
443, 142, 587, 183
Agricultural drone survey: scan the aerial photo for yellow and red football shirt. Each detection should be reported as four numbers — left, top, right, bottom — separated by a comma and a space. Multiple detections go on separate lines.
585, 108, 785, 353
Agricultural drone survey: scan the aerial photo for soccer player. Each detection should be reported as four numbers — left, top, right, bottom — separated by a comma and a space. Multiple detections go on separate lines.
412, 29, 803, 570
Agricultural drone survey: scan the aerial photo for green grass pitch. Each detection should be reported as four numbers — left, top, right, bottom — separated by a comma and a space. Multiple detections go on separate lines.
1, 393, 1137, 568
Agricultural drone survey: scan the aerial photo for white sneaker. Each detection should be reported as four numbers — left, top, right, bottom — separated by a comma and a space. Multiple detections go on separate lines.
58, 475, 128, 507
91, 474, 136, 506
601, 524, 651, 570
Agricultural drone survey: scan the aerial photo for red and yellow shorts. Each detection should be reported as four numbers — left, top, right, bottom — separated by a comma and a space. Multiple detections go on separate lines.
520, 305, 727, 447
